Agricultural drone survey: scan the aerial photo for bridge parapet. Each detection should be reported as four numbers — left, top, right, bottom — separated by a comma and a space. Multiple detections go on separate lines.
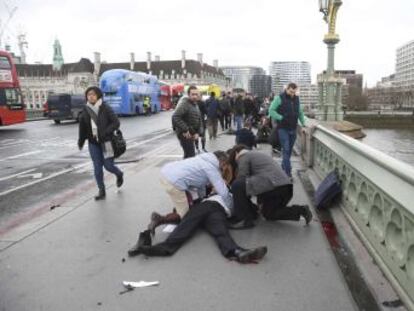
301, 124, 414, 310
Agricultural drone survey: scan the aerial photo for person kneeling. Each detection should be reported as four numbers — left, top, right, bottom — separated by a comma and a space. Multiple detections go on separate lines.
128, 195, 267, 264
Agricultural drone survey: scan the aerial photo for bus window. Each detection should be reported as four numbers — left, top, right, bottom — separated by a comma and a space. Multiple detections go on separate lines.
0, 56, 11, 69
0, 88, 23, 109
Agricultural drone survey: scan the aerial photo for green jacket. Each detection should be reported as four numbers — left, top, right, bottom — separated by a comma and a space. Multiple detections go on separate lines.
268, 95, 306, 127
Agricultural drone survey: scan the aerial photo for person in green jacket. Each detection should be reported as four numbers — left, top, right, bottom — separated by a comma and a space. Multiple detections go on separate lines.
268, 83, 305, 178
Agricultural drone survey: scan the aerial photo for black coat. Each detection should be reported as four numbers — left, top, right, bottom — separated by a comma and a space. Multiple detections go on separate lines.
78, 103, 120, 148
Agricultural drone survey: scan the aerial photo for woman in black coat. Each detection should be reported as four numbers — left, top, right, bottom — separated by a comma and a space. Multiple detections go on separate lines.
228, 144, 312, 229
78, 86, 124, 200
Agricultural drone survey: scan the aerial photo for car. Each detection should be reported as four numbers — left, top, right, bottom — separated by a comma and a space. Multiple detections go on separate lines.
44, 94, 85, 124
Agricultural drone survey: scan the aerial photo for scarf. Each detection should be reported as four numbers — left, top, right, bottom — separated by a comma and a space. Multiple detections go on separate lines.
86, 99, 102, 141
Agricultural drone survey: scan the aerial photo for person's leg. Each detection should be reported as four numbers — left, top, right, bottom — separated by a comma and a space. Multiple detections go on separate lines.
278, 128, 292, 177
235, 115, 243, 131
142, 202, 213, 256
202, 203, 240, 257
194, 137, 200, 151
219, 115, 225, 131
230, 178, 255, 226
88, 142, 105, 192
213, 118, 218, 138
201, 134, 206, 150
179, 135, 195, 159
160, 177, 189, 218
207, 119, 213, 140
260, 185, 304, 221
102, 157, 122, 177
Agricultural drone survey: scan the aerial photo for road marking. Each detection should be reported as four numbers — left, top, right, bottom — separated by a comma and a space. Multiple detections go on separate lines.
0, 130, 173, 197
17, 172, 43, 179
0, 150, 42, 162
0, 168, 37, 182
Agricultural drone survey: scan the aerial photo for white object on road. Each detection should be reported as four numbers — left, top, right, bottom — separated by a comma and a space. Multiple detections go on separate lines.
162, 224, 177, 233
123, 281, 160, 288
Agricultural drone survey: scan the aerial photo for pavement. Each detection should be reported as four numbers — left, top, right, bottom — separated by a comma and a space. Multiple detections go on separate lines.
0, 130, 357, 311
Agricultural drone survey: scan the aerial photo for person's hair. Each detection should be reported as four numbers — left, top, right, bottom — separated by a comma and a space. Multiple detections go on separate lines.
85, 86, 103, 100
227, 144, 248, 172
287, 82, 297, 90
213, 150, 228, 163
210, 92, 216, 97
187, 85, 198, 95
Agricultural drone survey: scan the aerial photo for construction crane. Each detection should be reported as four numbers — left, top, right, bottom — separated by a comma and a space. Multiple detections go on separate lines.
0, 1, 18, 50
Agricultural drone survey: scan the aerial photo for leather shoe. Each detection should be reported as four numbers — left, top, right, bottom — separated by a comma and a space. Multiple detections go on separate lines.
94, 189, 106, 201
235, 246, 267, 263
128, 230, 152, 257
228, 220, 255, 230
116, 173, 124, 188
300, 205, 313, 225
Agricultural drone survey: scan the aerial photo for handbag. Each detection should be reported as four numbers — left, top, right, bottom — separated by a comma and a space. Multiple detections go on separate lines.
111, 129, 126, 158
314, 170, 342, 209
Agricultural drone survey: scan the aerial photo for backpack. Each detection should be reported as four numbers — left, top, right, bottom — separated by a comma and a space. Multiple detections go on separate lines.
314, 170, 342, 209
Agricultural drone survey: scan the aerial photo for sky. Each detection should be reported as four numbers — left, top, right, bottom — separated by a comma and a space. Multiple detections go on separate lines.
1, 0, 413, 86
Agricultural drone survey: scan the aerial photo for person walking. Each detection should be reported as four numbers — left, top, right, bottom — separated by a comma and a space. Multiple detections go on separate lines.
172, 85, 202, 159
78, 86, 124, 200
228, 145, 312, 229
220, 92, 232, 130
268, 83, 306, 177
233, 95, 244, 132
205, 92, 220, 139
195, 93, 208, 153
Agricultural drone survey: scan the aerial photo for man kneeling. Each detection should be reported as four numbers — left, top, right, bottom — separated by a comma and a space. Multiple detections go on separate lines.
128, 195, 267, 263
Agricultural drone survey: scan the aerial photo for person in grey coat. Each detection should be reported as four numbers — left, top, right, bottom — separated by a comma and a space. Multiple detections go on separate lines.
228, 144, 312, 229
172, 85, 202, 158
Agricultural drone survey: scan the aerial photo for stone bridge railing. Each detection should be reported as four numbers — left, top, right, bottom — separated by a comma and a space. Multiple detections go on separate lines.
300, 123, 414, 310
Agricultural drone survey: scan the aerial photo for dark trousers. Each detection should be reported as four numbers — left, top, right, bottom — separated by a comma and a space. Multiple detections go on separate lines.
144, 201, 239, 257
88, 142, 122, 191
231, 177, 257, 223
258, 184, 302, 221
224, 113, 231, 130
178, 135, 196, 159
218, 114, 225, 131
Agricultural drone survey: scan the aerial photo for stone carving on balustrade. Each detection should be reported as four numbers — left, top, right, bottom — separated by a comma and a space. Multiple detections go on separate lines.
313, 139, 414, 304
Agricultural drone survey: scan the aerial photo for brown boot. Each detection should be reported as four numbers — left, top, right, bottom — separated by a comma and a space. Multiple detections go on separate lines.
147, 210, 181, 235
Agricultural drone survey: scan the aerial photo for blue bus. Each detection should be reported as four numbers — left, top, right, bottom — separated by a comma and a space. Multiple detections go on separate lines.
99, 69, 161, 115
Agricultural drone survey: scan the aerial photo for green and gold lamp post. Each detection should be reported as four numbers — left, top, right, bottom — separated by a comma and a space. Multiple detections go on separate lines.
318, 0, 344, 121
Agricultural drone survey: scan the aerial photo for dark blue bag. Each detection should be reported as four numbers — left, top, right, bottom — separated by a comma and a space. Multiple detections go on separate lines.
314, 170, 342, 209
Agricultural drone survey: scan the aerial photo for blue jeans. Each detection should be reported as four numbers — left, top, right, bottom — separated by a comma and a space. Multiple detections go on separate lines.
88, 142, 123, 191
234, 115, 243, 132
278, 128, 297, 177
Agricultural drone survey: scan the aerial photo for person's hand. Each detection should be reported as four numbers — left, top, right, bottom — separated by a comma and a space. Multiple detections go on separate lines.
78, 142, 83, 151
193, 133, 199, 140
183, 131, 191, 139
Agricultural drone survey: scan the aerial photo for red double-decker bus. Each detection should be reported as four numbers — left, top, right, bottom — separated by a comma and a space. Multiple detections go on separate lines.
0, 50, 25, 126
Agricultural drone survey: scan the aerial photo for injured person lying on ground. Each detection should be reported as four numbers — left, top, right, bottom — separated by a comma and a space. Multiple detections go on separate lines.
127, 194, 267, 264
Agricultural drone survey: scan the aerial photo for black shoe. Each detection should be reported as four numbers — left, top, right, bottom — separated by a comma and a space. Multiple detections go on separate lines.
117, 173, 124, 188
235, 246, 267, 263
228, 220, 255, 230
94, 189, 106, 201
301, 205, 313, 225
128, 230, 152, 257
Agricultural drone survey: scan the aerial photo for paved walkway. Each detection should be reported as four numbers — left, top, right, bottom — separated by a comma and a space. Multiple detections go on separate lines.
0, 131, 356, 311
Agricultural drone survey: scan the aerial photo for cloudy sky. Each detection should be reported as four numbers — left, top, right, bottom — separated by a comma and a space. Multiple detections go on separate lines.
1, 0, 413, 86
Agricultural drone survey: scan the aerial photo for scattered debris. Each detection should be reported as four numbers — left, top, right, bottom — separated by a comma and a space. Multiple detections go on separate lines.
382, 299, 403, 308
121, 258, 125, 263
50, 204, 60, 210
97, 302, 102, 306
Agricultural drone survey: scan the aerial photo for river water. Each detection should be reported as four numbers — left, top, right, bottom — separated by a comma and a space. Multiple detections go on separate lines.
362, 128, 414, 167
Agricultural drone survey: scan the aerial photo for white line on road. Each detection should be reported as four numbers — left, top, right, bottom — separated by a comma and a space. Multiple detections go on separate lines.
0, 150, 42, 162
0, 168, 37, 182
0, 130, 173, 197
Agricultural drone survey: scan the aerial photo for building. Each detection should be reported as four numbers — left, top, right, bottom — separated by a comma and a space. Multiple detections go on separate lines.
15, 42, 228, 110
249, 74, 272, 99
220, 66, 271, 98
268, 61, 311, 93
377, 74, 396, 88
395, 39, 414, 89
298, 84, 319, 113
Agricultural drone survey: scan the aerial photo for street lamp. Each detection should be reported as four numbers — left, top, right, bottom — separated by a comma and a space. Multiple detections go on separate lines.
317, 0, 344, 121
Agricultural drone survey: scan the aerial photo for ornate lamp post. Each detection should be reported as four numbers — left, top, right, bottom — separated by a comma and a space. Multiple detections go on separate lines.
318, 0, 344, 121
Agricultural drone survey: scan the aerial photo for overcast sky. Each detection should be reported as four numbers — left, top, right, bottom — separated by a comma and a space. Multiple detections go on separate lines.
1, 0, 413, 86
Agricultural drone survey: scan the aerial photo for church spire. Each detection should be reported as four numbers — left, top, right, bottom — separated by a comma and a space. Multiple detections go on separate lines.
53, 39, 64, 70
